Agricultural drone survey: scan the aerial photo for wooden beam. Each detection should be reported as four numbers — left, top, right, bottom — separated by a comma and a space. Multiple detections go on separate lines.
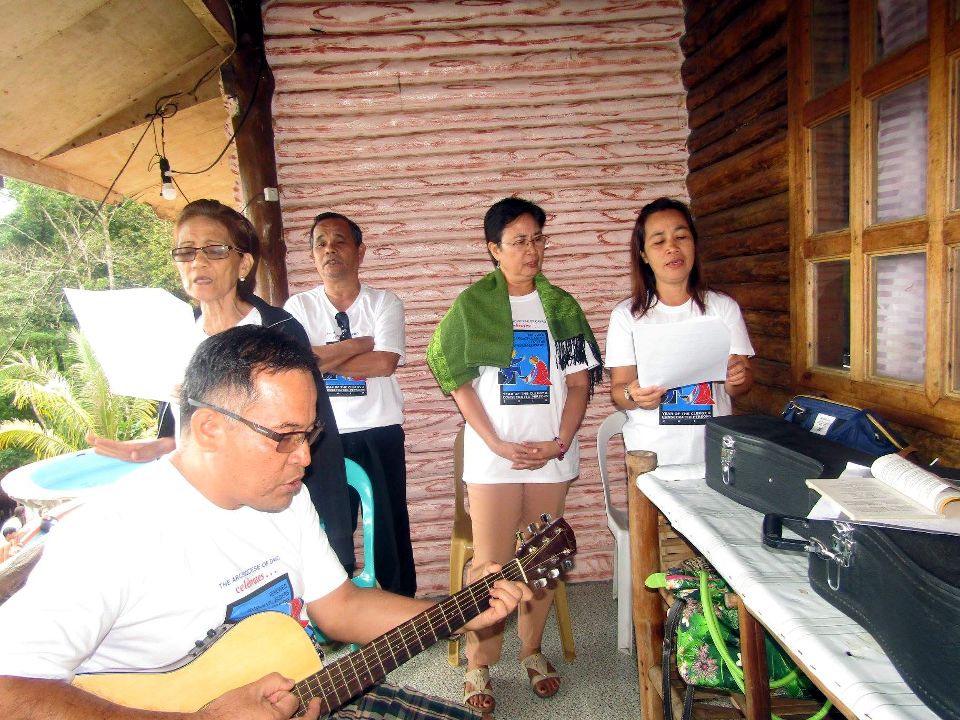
0, 147, 125, 207
48, 50, 225, 157
687, 136, 787, 197
224, 0, 287, 305
627, 451, 661, 720
186, 0, 236, 49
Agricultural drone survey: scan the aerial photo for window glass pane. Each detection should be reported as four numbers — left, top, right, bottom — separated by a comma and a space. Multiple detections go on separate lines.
872, 253, 926, 382
814, 260, 851, 369
876, 0, 928, 60
812, 114, 850, 233
874, 79, 928, 223
954, 249, 960, 391
955, 61, 960, 211
811, 0, 849, 96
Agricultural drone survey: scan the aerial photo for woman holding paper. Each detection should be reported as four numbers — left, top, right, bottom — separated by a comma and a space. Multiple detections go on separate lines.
606, 197, 754, 464
87, 200, 355, 572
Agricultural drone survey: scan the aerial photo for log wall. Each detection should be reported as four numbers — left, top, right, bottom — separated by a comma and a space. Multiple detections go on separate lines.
262, 0, 690, 596
680, 0, 793, 417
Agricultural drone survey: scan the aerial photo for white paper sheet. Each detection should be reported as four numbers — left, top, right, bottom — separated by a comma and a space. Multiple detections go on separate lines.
64, 288, 196, 402
631, 316, 731, 388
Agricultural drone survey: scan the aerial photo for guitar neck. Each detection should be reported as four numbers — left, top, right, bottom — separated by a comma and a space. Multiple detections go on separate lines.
293, 559, 527, 715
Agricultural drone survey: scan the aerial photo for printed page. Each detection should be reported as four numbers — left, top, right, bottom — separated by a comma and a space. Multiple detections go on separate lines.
871, 455, 960, 515
632, 317, 731, 389
806, 476, 938, 520
65, 288, 195, 402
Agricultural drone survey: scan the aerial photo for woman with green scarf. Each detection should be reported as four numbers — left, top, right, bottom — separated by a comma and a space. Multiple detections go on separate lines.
427, 197, 602, 713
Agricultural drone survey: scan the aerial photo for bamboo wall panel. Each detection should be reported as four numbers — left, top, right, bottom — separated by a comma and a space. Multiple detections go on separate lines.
681, 0, 791, 417
263, 0, 689, 596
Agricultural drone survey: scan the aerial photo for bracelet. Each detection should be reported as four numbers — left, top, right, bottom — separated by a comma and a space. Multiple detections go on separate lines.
554, 436, 567, 461
623, 384, 633, 404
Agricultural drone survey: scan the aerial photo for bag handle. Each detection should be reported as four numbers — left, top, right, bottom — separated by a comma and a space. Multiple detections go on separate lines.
762, 514, 814, 552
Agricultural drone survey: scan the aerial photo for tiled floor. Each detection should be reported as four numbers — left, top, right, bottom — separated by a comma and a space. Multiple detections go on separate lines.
387, 580, 641, 720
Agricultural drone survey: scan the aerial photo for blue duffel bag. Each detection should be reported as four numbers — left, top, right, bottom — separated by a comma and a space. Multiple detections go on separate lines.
782, 395, 913, 458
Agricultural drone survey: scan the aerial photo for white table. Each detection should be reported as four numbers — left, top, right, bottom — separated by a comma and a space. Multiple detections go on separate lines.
629, 468, 938, 720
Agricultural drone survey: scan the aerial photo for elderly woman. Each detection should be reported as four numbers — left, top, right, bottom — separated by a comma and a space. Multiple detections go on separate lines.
427, 197, 601, 712
606, 197, 754, 463
87, 200, 354, 571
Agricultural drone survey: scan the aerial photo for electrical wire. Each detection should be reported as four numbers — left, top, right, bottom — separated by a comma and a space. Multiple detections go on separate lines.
170, 52, 264, 177
0, 4, 241, 363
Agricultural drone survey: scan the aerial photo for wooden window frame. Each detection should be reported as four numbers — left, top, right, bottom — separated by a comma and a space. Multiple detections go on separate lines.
789, 0, 960, 436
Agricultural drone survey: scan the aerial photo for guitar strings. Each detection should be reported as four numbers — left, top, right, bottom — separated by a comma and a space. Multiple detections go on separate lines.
292, 543, 571, 715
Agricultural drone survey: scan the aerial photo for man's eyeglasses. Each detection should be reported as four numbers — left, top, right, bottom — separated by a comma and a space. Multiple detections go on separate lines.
187, 398, 323, 453
503, 234, 549, 250
335, 311, 352, 341
171, 245, 244, 262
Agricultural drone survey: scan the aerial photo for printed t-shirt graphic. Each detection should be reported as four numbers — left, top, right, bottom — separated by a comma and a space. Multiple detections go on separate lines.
323, 370, 367, 397
322, 314, 367, 396
223, 559, 315, 638
500, 328, 551, 405
659, 381, 715, 425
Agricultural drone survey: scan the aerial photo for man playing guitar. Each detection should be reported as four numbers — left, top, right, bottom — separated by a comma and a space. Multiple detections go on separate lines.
0, 325, 532, 720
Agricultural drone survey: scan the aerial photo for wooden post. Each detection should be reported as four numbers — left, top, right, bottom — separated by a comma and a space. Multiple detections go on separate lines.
222, 0, 288, 305
626, 450, 659, 719
737, 597, 772, 720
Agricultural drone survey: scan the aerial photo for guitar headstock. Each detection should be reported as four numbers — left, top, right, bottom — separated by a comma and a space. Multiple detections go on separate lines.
515, 515, 577, 589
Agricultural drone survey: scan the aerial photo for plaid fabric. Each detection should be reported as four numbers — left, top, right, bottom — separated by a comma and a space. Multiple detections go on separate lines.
332, 681, 481, 720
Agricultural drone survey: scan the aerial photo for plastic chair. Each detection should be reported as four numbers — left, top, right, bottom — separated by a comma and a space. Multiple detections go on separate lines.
314, 459, 375, 652
597, 411, 632, 653
447, 426, 576, 667
345, 458, 375, 590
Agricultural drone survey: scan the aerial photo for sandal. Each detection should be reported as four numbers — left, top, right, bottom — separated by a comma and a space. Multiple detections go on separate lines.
463, 666, 495, 712
520, 652, 561, 699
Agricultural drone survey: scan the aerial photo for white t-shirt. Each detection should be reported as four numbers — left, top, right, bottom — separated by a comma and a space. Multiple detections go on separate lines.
0, 458, 347, 680
464, 291, 600, 485
285, 285, 404, 433
169, 307, 267, 441
605, 291, 754, 465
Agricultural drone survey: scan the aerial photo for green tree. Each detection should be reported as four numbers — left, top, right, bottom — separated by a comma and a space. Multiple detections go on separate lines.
0, 179, 184, 363
0, 329, 156, 460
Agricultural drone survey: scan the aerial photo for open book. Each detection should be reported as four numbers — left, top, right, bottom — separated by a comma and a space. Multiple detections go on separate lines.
806, 454, 960, 521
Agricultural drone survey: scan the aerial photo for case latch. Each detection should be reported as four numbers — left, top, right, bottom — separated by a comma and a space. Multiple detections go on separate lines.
720, 434, 736, 485
809, 521, 855, 590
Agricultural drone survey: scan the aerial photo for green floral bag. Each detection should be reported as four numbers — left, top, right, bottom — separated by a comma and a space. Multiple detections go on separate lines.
646, 558, 829, 720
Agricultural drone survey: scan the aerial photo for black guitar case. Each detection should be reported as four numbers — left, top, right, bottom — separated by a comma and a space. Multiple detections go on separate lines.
704, 415, 878, 516
763, 514, 960, 720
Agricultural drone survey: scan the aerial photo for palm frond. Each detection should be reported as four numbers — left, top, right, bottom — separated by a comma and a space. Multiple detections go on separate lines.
0, 420, 77, 459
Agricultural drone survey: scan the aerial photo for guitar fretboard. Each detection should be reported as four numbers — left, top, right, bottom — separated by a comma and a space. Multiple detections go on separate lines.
292, 558, 529, 715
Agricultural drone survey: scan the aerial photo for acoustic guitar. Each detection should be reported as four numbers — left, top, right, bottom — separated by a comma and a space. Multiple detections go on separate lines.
73, 515, 576, 716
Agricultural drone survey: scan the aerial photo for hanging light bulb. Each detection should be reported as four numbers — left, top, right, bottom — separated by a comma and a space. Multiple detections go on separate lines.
159, 157, 176, 201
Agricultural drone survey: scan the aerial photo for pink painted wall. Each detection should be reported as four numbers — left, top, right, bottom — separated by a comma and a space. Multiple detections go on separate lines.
262, 0, 689, 596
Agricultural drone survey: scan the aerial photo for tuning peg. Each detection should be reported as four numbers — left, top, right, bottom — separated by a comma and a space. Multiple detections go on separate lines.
527, 522, 539, 534
548, 568, 560, 579
533, 577, 548, 589
540, 512, 552, 523
515, 531, 524, 544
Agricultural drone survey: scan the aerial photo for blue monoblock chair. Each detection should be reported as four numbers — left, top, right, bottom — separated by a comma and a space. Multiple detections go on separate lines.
313, 459, 376, 651
344, 458, 376, 589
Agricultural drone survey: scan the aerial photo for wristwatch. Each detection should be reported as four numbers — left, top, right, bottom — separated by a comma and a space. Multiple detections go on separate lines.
623, 385, 632, 404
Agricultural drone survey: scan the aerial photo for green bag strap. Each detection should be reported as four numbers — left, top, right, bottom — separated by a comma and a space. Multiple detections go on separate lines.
697, 571, 833, 720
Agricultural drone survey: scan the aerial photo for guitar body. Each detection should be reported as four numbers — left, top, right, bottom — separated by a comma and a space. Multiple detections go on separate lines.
73, 612, 322, 712
70, 517, 577, 715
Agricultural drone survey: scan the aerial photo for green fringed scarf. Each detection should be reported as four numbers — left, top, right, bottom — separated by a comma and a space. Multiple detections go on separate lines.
427, 269, 603, 394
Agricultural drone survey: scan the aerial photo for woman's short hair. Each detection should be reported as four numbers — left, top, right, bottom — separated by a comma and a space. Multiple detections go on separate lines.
174, 199, 260, 300
483, 197, 547, 245
629, 197, 707, 317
